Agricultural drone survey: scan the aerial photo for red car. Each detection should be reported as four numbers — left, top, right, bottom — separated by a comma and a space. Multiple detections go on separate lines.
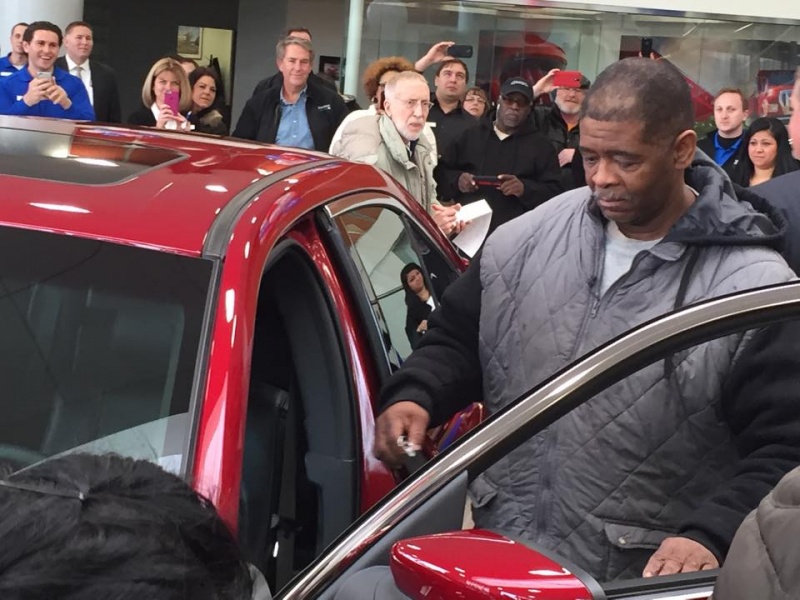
0, 115, 468, 590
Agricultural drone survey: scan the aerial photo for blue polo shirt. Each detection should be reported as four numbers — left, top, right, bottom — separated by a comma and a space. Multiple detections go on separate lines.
275, 87, 314, 150
0, 54, 25, 78
0, 66, 95, 120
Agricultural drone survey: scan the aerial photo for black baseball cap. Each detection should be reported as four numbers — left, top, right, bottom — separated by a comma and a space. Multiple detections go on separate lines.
500, 77, 533, 103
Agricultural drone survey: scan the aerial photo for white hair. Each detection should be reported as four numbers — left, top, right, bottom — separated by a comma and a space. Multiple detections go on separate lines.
383, 71, 428, 101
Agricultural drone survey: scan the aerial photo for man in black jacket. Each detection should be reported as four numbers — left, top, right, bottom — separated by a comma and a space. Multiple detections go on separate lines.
232, 36, 346, 151
55, 21, 121, 123
435, 76, 562, 232
696, 88, 748, 179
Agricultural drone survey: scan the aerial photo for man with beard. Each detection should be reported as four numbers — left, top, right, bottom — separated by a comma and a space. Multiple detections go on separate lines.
375, 58, 800, 583
330, 71, 460, 236
233, 36, 346, 150
531, 68, 591, 190
435, 76, 562, 232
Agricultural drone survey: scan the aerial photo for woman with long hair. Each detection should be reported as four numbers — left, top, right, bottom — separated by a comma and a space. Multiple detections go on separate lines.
400, 263, 436, 350
734, 117, 799, 187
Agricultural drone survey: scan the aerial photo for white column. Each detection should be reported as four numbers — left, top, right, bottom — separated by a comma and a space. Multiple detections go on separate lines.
343, 0, 365, 96
0, 0, 84, 54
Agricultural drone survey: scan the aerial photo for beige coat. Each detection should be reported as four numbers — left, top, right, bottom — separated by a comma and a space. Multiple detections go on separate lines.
330, 114, 439, 214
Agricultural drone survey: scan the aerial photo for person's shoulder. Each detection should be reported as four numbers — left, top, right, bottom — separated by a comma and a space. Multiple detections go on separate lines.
492, 187, 591, 242
753, 171, 800, 206
89, 59, 116, 76
54, 56, 68, 69
330, 114, 381, 160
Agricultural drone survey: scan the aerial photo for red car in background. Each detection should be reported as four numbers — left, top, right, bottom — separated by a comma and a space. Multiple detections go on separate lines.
0, 116, 469, 591
751, 69, 795, 120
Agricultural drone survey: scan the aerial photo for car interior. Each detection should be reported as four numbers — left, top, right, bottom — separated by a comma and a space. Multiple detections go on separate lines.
239, 243, 359, 591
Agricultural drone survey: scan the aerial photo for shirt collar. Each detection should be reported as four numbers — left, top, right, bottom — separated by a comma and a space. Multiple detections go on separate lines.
65, 55, 90, 74
280, 86, 308, 105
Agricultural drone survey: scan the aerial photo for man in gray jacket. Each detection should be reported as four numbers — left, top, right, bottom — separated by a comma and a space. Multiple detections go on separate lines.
375, 58, 800, 582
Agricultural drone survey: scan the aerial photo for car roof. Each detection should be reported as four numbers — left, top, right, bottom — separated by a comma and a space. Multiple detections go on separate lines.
0, 116, 340, 257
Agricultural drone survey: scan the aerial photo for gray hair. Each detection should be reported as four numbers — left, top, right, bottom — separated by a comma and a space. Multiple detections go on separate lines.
383, 71, 428, 101
276, 36, 314, 61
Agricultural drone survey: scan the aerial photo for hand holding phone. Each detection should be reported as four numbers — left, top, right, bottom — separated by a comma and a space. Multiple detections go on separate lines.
163, 90, 181, 115
640, 37, 654, 58
553, 70, 583, 89
473, 175, 502, 188
447, 44, 473, 59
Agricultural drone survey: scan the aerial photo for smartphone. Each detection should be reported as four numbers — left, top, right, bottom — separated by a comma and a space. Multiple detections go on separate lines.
447, 44, 473, 59
36, 72, 52, 80
164, 90, 181, 114
553, 70, 583, 89
473, 175, 502, 188
641, 37, 654, 57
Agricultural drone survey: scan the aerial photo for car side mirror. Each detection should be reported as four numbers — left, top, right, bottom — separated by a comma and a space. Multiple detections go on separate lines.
390, 529, 604, 600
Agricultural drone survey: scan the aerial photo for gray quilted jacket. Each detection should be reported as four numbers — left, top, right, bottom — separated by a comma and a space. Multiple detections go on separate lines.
471, 153, 796, 581
713, 466, 800, 599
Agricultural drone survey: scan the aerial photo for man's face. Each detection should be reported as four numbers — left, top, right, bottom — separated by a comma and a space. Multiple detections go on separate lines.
63, 25, 93, 63
497, 93, 531, 131
277, 44, 312, 89
555, 87, 586, 116
385, 79, 431, 142
22, 30, 60, 73
10, 25, 26, 55
580, 117, 689, 229
714, 92, 748, 137
789, 80, 800, 160
434, 63, 467, 102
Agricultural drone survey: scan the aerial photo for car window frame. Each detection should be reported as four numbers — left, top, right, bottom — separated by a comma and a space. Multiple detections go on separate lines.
276, 280, 800, 599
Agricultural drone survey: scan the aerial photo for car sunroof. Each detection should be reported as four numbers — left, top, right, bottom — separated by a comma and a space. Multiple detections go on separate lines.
0, 127, 185, 185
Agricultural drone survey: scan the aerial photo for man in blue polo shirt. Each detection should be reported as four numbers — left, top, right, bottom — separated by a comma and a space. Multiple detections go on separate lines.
0, 21, 94, 120
0, 23, 28, 77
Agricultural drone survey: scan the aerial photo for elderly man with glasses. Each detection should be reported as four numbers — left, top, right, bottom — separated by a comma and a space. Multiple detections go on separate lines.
435, 76, 563, 232
330, 71, 461, 236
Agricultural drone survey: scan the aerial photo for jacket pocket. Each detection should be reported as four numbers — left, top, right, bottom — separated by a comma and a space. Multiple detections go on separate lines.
602, 521, 674, 582
468, 474, 497, 509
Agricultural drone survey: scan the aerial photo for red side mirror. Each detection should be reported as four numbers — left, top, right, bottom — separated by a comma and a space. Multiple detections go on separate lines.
391, 529, 599, 600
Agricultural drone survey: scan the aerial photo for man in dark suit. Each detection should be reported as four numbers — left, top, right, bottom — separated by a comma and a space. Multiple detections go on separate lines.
55, 21, 121, 123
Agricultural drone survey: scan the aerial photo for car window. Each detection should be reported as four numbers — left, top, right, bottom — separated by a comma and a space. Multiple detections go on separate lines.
0, 226, 212, 473
333, 204, 459, 361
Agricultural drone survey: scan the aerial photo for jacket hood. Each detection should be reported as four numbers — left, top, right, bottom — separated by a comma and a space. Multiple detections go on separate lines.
665, 150, 787, 250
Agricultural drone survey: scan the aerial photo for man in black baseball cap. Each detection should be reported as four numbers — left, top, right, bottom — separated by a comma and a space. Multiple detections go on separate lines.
435, 75, 562, 233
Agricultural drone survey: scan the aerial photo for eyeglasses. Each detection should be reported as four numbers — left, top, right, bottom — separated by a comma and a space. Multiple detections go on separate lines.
500, 95, 531, 108
398, 99, 433, 110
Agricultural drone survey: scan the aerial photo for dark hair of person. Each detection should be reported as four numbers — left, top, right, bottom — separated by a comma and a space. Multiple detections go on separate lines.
361, 56, 415, 102
714, 87, 747, 110
464, 86, 489, 116
0, 453, 253, 599
65, 21, 93, 35
189, 67, 223, 108
580, 57, 693, 144
11, 22, 29, 34
400, 262, 425, 296
284, 26, 312, 39
435, 58, 470, 82
22, 21, 63, 46
734, 117, 799, 186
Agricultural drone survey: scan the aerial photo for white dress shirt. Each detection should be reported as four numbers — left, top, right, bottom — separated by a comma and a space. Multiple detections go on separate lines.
65, 55, 94, 106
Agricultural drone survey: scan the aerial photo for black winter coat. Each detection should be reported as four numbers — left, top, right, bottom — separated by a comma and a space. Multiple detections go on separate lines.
435, 119, 563, 232
232, 79, 346, 151
532, 104, 581, 190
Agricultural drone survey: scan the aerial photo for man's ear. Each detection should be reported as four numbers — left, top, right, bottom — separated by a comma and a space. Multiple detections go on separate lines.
674, 129, 697, 169
22, 41, 30, 55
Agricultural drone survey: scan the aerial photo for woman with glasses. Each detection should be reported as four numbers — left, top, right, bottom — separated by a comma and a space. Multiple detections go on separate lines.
462, 86, 489, 119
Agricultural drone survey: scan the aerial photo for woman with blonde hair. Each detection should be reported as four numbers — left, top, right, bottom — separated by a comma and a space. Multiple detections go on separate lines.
127, 57, 192, 130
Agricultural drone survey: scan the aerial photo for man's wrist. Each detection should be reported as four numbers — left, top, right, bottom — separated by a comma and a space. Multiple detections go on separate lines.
22, 94, 36, 107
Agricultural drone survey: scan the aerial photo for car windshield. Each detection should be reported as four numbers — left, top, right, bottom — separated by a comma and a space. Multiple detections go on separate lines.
0, 226, 212, 474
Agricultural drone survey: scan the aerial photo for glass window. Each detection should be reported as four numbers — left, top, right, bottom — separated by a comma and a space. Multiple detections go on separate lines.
350, 1, 799, 127
0, 226, 212, 473
334, 204, 457, 360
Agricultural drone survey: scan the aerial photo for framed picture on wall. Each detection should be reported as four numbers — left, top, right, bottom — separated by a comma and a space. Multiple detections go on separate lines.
319, 55, 341, 83
177, 26, 203, 59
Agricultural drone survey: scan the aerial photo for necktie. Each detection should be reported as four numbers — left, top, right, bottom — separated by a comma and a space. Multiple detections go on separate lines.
74, 65, 94, 106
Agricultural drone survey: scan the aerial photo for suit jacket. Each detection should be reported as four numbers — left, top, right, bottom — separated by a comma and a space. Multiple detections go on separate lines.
55, 56, 122, 123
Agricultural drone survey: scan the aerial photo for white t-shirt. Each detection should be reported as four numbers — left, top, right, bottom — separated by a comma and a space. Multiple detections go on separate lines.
600, 221, 661, 296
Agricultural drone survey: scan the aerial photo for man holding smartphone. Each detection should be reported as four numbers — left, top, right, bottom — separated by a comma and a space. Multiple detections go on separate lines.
0, 22, 94, 120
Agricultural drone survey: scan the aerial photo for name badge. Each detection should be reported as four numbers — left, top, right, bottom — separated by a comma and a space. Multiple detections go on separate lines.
1, 72, 11, 77
16, 95, 23, 101
318, 104, 331, 111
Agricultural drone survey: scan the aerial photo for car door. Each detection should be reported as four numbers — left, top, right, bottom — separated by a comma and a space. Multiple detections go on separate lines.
275, 281, 800, 600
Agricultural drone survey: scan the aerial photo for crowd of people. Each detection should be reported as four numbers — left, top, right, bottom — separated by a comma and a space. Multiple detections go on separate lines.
1, 16, 800, 600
